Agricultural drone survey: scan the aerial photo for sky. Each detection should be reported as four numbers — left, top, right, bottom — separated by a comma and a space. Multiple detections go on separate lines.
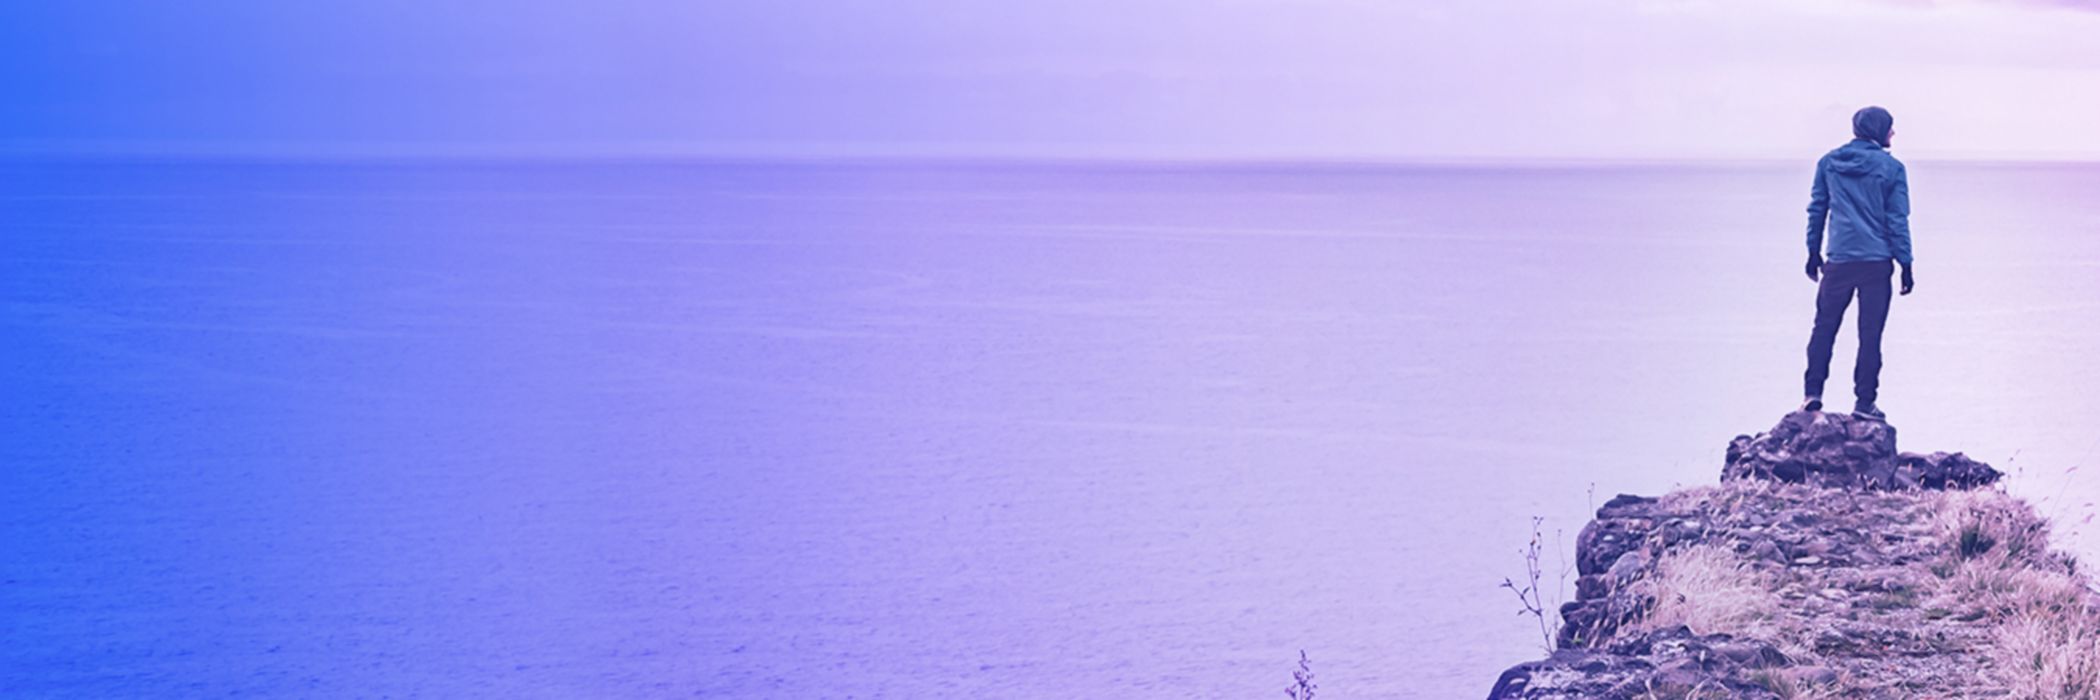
4, 0, 2099, 161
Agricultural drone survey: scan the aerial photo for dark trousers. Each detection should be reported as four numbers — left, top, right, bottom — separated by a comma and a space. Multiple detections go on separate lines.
1804, 259, 1894, 404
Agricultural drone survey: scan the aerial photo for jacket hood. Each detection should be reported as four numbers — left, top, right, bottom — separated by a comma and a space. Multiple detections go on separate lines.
1827, 139, 1883, 176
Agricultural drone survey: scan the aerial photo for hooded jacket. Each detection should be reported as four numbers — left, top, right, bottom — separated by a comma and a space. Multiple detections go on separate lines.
1806, 138, 1912, 265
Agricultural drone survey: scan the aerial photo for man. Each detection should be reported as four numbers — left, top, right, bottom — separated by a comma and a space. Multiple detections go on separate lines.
1801, 106, 1915, 421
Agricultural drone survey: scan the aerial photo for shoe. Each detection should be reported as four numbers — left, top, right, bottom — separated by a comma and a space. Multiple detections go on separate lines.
1800, 396, 1823, 413
1852, 403, 1886, 421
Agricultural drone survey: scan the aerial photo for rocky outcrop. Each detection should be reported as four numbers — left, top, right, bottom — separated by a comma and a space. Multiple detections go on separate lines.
1487, 627, 1798, 700
1722, 411, 1999, 491
1488, 412, 2026, 700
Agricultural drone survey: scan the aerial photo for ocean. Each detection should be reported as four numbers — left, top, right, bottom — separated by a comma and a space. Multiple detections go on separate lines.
6, 157, 2098, 697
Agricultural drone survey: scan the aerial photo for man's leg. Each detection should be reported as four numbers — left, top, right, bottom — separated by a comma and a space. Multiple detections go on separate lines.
1804, 263, 1856, 401
1853, 260, 1895, 405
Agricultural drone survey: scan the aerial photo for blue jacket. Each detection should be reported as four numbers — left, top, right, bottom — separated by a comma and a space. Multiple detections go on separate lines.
1806, 138, 1912, 265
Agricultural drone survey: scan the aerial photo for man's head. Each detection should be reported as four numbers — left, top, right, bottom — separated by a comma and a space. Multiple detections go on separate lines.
1853, 106, 1895, 148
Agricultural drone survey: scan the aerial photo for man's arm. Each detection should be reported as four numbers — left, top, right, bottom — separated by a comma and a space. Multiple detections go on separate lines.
1889, 162, 1914, 294
1805, 159, 1829, 281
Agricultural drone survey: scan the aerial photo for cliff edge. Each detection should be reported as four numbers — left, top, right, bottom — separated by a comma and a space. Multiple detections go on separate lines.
1487, 412, 2095, 699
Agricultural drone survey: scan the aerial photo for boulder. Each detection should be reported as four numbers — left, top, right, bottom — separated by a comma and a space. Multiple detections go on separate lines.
1722, 412, 1999, 491
1894, 451, 2000, 490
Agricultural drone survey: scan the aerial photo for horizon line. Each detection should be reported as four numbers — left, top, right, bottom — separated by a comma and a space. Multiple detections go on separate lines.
6, 141, 2099, 169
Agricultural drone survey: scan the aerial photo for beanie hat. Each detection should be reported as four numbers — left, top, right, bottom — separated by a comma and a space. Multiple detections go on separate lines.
1853, 106, 1894, 147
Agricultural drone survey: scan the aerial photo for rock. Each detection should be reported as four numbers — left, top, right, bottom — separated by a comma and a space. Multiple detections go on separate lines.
1556, 586, 1652, 651
1749, 539, 1785, 563
1486, 412, 2030, 699
1794, 665, 1839, 686
1722, 412, 2000, 491
1895, 451, 2001, 490
1575, 515, 1654, 577
1607, 549, 1650, 581
1487, 628, 1789, 699
1599, 493, 1659, 514
1574, 573, 1609, 601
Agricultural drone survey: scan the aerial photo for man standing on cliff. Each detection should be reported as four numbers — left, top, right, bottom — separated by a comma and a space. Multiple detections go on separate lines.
1801, 106, 1914, 422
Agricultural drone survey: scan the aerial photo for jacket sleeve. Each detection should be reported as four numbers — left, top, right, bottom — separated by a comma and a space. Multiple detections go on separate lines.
1805, 158, 1829, 256
1887, 162, 1913, 265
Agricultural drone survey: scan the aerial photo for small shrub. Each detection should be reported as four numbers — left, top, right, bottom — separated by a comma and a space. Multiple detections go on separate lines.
1500, 516, 1569, 653
1284, 650, 1316, 700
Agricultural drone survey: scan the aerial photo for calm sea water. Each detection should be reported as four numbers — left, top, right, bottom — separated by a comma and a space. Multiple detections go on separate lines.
6, 158, 2099, 698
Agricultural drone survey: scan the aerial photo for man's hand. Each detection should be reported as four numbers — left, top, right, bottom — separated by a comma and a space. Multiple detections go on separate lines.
1806, 253, 1823, 282
1900, 263, 1915, 295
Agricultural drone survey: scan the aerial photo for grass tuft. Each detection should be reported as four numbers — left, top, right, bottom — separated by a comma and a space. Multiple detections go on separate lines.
1629, 543, 1776, 639
1746, 668, 1843, 700
1923, 487, 2100, 698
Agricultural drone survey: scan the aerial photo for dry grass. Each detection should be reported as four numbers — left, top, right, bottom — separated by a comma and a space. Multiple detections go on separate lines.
1630, 677, 1734, 700
1655, 483, 1721, 512
1603, 480, 2100, 698
1651, 483, 2100, 698
1657, 478, 1786, 514
1744, 668, 1844, 700
1929, 488, 2053, 565
1995, 611, 2100, 699
1629, 543, 1778, 638
1923, 487, 2100, 699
